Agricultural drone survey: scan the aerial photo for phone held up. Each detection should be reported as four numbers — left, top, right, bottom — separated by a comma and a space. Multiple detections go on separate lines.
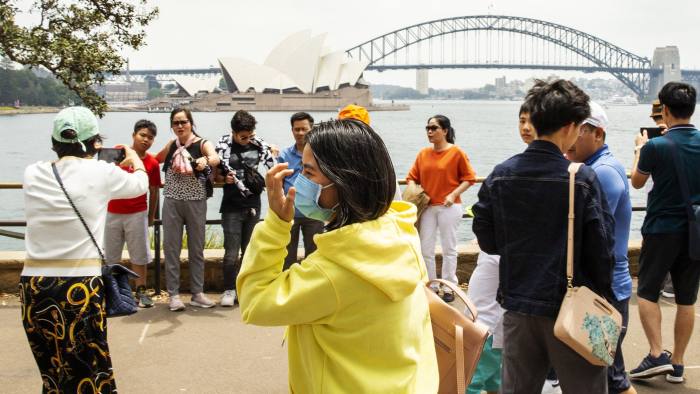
98, 147, 126, 164
640, 127, 664, 139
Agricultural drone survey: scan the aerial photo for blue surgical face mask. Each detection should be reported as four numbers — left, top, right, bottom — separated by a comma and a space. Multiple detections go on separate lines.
293, 173, 336, 222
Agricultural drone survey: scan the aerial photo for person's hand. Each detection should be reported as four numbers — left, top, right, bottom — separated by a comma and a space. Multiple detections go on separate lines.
266, 163, 295, 222
269, 144, 280, 158
194, 157, 208, 171
635, 130, 649, 152
444, 193, 455, 207
119, 145, 144, 170
225, 171, 237, 184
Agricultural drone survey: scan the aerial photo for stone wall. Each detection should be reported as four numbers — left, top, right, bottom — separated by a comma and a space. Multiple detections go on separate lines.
0, 242, 642, 293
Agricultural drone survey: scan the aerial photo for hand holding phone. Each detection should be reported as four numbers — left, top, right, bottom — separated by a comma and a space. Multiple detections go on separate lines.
98, 147, 126, 164
640, 127, 664, 139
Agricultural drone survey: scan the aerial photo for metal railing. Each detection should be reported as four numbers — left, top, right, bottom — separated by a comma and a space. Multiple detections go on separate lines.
0, 178, 648, 293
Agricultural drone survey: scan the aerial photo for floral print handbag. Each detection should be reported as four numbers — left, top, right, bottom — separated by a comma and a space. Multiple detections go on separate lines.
553, 162, 622, 366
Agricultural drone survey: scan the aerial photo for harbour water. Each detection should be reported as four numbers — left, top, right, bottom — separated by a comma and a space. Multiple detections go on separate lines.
1, 100, 652, 250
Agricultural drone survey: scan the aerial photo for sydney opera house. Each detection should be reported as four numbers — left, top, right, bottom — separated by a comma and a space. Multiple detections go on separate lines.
176, 31, 382, 111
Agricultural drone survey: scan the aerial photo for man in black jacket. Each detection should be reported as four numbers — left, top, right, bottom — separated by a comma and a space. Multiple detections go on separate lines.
473, 79, 615, 394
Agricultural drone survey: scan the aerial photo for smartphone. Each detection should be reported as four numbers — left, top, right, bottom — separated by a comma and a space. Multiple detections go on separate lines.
640, 127, 664, 139
98, 147, 126, 164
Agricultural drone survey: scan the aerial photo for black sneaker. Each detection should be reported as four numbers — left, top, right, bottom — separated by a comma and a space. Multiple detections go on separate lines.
136, 285, 154, 308
666, 364, 684, 383
441, 292, 455, 303
629, 352, 673, 379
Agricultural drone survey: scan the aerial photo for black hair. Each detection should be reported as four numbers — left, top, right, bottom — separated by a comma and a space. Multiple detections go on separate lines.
305, 119, 396, 231
429, 114, 456, 144
290, 112, 314, 127
519, 101, 531, 115
231, 110, 257, 133
658, 82, 696, 119
169, 107, 200, 137
134, 119, 157, 136
51, 130, 103, 158
524, 79, 590, 136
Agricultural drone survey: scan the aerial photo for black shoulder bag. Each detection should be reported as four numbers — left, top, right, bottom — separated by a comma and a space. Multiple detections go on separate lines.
665, 135, 700, 260
51, 163, 140, 317
234, 150, 266, 195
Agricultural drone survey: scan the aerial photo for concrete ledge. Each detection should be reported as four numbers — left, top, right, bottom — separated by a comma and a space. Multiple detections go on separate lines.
0, 241, 642, 293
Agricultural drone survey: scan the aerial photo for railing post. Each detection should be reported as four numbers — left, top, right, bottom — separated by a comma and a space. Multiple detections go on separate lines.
153, 198, 162, 295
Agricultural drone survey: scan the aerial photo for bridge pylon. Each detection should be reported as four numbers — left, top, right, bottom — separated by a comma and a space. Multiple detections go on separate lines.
648, 46, 682, 100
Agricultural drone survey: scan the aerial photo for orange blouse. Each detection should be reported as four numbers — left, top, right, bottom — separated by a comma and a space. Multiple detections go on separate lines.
406, 145, 476, 205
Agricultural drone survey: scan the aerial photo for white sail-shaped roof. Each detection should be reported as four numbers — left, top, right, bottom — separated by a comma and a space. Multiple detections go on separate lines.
314, 51, 344, 92
338, 59, 370, 87
218, 57, 299, 93
172, 75, 221, 97
264, 30, 312, 72
219, 31, 368, 94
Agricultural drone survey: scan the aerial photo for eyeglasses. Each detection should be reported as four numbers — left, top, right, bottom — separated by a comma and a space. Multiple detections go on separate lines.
172, 120, 189, 127
425, 125, 440, 132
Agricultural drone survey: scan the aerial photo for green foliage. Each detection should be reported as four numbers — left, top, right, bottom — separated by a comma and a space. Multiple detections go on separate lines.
0, 0, 158, 116
147, 87, 163, 99
0, 68, 80, 106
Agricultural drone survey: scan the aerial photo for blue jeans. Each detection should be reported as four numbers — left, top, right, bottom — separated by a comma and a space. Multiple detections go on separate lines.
222, 208, 259, 290
608, 297, 631, 393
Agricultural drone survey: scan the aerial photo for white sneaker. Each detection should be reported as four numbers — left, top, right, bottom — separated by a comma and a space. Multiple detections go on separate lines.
220, 290, 236, 307
190, 293, 215, 308
541, 379, 562, 394
169, 295, 186, 312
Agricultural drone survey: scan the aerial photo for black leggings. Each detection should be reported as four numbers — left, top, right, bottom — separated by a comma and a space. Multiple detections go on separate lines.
20, 276, 116, 393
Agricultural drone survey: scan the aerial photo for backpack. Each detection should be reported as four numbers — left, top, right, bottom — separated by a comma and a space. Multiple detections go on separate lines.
233, 150, 265, 195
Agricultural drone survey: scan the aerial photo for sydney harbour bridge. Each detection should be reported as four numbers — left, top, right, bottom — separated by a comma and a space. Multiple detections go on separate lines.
122, 15, 700, 101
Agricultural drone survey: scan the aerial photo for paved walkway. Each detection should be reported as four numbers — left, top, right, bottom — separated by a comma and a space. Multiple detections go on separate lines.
1, 291, 698, 393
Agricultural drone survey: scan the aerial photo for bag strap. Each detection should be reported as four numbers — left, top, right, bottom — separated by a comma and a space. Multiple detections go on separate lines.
51, 162, 106, 264
665, 135, 696, 222
455, 324, 465, 394
566, 163, 583, 286
426, 278, 478, 321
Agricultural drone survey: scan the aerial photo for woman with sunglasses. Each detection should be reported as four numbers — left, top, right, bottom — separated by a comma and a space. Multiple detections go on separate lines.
407, 115, 476, 302
155, 108, 220, 311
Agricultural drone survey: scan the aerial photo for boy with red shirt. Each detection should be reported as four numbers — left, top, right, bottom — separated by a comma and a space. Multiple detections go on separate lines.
104, 119, 162, 307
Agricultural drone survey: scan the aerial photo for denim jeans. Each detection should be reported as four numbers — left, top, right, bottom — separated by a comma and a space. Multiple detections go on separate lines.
283, 216, 324, 269
222, 208, 260, 290
608, 297, 631, 393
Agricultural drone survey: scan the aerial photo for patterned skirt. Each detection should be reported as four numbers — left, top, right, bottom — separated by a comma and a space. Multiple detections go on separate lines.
19, 276, 116, 393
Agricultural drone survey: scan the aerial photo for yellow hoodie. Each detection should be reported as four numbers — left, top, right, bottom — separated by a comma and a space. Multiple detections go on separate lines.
237, 201, 439, 393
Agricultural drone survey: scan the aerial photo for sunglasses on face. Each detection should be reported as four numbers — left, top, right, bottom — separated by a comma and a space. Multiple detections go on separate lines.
172, 120, 189, 127
425, 125, 440, 132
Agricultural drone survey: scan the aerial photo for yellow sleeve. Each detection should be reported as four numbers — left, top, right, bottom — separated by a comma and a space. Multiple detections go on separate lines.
236, 211, 337, 326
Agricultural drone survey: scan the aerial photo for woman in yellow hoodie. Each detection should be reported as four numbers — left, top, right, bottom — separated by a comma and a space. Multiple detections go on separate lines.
237, 119, 439, 393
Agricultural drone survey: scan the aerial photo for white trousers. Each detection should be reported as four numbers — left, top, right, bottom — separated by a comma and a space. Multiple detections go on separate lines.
419, 204, 462, 285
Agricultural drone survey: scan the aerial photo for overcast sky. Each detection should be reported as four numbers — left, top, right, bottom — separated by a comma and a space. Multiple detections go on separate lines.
18, 0, 700, 89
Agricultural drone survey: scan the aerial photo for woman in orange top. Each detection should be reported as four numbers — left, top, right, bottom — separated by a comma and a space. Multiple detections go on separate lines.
407, 115, 476, 302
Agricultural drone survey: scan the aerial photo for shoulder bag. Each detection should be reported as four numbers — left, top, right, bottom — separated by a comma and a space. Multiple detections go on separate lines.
402, 183, 430, 222
51, 163, 139, 317
234, 150, 266, 195
553, 162, 622, 366
665, 134, 700, 260
425, 279, 488, 394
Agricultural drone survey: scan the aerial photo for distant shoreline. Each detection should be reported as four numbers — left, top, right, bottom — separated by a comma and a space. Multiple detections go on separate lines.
0, 106, 60, 116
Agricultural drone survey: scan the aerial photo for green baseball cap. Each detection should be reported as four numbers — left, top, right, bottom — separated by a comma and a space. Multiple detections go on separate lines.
52, 107, 100, 151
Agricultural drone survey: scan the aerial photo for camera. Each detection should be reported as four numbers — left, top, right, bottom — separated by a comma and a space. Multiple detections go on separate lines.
98, 147, 126, 164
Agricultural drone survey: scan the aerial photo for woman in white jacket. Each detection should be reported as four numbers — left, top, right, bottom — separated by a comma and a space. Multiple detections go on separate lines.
20, 107, 148, 393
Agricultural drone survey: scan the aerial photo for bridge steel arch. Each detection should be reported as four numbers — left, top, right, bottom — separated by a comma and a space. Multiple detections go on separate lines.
346, 15, 653, 99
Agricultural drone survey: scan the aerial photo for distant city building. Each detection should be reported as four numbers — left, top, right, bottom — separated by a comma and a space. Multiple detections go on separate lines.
96, 80, 148, 103
416, 70, 429, 95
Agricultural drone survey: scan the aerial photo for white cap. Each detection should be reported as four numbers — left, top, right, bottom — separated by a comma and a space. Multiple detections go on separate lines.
583, 101, 609, 130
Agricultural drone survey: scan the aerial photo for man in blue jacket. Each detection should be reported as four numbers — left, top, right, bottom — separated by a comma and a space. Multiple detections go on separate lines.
567, 102, 634, 394
473, 79, 615, 394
